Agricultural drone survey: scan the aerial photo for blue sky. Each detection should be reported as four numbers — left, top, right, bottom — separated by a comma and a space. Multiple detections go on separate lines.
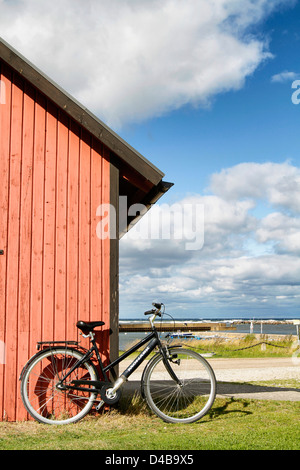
118, 2, 300, 199
117, 1, 300, 319
1, 0, 299, 319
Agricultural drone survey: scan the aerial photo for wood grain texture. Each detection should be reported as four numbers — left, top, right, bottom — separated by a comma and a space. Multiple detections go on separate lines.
0, 61, 112, 421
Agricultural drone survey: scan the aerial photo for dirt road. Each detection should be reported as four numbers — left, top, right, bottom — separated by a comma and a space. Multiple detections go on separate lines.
207, 357, 300, 401
121, 357, 300, 401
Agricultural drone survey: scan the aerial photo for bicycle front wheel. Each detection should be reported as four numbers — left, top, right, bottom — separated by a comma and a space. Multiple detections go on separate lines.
20, 348, 98, 425
143, 348, 216, 424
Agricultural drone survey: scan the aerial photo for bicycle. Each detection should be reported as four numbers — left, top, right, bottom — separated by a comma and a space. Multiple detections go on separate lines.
20, 303, 216, 425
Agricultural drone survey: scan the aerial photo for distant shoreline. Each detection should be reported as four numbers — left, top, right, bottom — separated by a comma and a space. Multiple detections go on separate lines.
180, 330, 299, 341
118, 321, 300, 350
120, 318, 300, 324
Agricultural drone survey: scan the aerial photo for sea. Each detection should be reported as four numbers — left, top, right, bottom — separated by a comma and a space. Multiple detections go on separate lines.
119, 318, 300, 351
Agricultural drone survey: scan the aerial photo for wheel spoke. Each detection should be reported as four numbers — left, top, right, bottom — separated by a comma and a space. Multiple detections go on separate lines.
21, 348, 97, 425
144, 349, 216, 423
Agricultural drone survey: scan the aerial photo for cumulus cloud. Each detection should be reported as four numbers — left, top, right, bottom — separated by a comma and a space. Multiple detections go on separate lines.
271, 71, 299, 83
120, 162, 300, 317
210, 161, 300, 214
256, 212, 300, 255
0, 0, 292, 127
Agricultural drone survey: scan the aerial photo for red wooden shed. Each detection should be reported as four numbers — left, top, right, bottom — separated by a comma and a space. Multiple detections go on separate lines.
0, 38, 171, 421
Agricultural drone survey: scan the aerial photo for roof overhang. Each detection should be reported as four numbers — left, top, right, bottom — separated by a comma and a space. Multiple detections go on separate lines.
0, 37, 165, 187
120, 181, 174, 238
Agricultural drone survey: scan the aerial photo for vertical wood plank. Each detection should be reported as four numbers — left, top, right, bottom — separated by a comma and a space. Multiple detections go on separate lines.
4, 73, 23, 420
90, 139, 107, 363
42, 101, 58, 344
54, 112, 69, 340
16, 82, 35, 420
90, 138, 103, 323
78, 130, 91, 322
102, 147, 111, 323
109, 153, 119, 366
101, 148, 111, 364
0, 63, 12, 420
30, 92, 46, 357
66, 120, 80, 340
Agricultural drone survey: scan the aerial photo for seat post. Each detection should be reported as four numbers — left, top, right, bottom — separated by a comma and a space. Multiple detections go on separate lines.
88, 331, 110, 382
89, 331, 97, 349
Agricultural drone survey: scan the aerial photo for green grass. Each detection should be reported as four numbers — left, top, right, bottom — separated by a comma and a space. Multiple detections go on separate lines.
1, 385, 300, 450
2, 338, 299, 450
122, 335, 299, 359
184, 334, 299, 358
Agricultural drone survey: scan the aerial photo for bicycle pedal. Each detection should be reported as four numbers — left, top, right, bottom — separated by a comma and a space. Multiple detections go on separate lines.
96, 400, 104, 411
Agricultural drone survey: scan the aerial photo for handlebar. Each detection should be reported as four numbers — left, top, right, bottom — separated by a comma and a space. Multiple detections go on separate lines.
152, 302, 162, 310
144, 302, 164, 318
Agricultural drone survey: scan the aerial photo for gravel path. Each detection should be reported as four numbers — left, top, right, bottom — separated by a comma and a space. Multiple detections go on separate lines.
207, 357, 300, 401
121, 357, 300, 401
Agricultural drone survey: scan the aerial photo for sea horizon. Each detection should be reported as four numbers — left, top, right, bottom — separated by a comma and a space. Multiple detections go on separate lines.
120, 316, 300, 322
118, 316, 300, 350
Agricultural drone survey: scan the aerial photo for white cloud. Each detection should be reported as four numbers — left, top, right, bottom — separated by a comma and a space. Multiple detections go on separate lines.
119, 161, 300, 317
271, 70, 299, 83
210, 161, 300, 214
0, 0, 292, 127
256, 212, 300, 254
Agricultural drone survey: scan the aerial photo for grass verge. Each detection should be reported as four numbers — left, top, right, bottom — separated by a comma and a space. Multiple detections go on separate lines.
176, 334, 299, 358
121, 334, 299, 359
1, 387, 299, 450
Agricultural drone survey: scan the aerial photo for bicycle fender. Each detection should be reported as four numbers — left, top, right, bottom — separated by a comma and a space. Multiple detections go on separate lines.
19, 348, 51, 381
19, 347, 97, 381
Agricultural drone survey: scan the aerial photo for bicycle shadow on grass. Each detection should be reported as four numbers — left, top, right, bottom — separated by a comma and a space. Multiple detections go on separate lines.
113, 380, 300, 423
208, 397, 252, 421
216, 381, 300, 398
115, 394, 253, 423
118, 382, 254, 421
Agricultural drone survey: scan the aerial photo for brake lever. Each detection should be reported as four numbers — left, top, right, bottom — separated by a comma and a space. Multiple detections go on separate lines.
144, 309, 156, 315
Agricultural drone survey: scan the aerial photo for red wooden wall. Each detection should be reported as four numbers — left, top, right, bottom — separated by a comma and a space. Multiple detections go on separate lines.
0, 61, 111, 421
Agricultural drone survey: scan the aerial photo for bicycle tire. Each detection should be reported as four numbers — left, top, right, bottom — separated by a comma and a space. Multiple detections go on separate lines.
142, 348, 216, 424
20, 347, 98, 425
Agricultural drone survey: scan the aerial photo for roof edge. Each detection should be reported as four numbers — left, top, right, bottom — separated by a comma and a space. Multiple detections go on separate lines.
120, 181, 174, 238
0, 37, 164, 185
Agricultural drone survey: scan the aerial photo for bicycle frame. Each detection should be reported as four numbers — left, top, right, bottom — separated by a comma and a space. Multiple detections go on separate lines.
105, 331, 159, 380
59, 329, 161, 394
56, 304, 182, 399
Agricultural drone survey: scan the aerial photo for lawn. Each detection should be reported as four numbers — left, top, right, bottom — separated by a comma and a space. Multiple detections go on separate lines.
2, 337, 299, 451
123, 334, 299, 359
1, 384, 299, 451
173, 334, 299, 358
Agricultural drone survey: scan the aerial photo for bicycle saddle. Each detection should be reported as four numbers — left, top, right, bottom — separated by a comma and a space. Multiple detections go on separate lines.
76, 320, 105, 334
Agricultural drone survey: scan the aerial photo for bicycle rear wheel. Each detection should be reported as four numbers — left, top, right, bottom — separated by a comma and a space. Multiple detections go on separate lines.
20, 348, 98, 425
143, 348, 216, 423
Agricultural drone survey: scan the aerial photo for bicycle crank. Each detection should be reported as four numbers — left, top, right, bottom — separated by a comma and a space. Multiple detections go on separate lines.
100, 383, 122, 405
